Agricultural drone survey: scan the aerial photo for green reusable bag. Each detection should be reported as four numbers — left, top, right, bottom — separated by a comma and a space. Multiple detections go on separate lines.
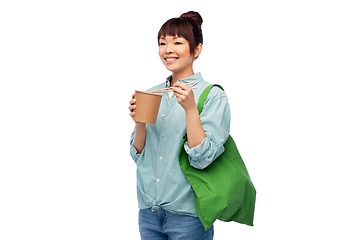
179, 84, 256, 231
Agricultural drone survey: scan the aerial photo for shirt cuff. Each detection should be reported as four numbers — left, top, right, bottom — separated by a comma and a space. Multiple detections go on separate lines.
130, 141, 141, 163
184, 137, 220, 170
184, 137, 210, 160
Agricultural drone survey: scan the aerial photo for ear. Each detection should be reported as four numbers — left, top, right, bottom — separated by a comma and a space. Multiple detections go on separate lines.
194, 43, 203, 59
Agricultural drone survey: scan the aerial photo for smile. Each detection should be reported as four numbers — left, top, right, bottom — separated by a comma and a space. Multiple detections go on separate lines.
165, 57, 178, 64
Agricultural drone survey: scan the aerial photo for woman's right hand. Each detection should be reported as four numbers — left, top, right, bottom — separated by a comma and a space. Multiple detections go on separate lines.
129, 93, 136, 119
129, 93, 147, 153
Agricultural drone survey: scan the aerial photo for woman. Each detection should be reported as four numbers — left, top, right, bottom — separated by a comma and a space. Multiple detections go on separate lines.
129, 11, 231, 240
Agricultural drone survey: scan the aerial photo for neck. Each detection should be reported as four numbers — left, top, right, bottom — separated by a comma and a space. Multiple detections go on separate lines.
170, 69, 195, 87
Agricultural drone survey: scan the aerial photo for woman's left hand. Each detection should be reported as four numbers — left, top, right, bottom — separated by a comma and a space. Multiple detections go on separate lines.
172, 81, 197, 111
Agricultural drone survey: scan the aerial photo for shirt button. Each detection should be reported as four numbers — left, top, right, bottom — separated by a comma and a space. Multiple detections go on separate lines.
162, 114, 165, 117
159, 156, 163, 160
156, 178, 160, 183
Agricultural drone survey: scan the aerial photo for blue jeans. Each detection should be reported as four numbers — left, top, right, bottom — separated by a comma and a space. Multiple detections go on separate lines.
139, 208, 214, 240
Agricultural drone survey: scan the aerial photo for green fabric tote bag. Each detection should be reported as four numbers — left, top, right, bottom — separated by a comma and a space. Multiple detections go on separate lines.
179, 84, 256, 231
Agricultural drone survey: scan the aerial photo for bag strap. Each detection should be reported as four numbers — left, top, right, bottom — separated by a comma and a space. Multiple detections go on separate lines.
182, 84, 224, 141
197, 84, 224, 115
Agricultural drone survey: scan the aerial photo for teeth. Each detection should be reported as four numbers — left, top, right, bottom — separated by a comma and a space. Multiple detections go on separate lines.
166, 58, 177, 61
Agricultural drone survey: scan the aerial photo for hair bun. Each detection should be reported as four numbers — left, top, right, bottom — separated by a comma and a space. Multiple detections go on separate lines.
180, 11, 203, 27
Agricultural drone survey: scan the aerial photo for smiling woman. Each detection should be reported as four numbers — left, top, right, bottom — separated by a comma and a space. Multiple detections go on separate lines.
158, 11, 203, 54
157, 11, 203, 84
158, 35, 202, 81
129, 11, 231, 240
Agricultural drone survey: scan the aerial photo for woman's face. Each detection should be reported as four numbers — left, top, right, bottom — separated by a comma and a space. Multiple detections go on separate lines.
158, 35, 195, 74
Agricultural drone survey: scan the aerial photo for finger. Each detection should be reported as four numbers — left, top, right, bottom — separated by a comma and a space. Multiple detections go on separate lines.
129, 98, 137, 105
173, 91, 185, 101
173, 83, 193, 99
173, 91, 181, 98
130, 104, 137, 109
173, 81, 191, 90
172, 85, 187, 95
129, 93, 136, 104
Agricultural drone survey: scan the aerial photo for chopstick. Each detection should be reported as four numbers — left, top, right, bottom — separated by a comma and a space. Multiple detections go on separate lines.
150, 82, 195, 93
154, 87, 197, 93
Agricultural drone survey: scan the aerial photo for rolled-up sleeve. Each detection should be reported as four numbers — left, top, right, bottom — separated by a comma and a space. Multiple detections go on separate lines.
184, 87, 231, 169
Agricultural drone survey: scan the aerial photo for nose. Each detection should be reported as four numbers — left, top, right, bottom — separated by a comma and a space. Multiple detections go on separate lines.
165, 44, 173, 54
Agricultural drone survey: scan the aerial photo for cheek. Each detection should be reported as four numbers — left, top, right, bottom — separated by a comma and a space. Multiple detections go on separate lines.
179, 46, 192, 60
159, 48, 165, 61
180, 50, 194, 63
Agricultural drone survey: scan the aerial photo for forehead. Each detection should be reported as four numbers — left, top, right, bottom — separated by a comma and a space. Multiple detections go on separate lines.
159, 35, 187, 41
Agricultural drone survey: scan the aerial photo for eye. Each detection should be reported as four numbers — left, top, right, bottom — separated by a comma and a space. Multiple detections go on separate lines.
174, 42, 182, 45
159, 42, 166, 46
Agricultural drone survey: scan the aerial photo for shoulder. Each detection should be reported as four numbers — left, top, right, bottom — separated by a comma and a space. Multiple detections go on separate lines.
200, 81, 228, 102
198, 81, 231, 117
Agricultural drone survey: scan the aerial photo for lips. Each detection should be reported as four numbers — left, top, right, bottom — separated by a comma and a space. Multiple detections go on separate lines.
164, 57, 178, 64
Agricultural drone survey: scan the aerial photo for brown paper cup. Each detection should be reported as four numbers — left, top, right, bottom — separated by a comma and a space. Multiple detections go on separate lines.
133, 90, 163, 124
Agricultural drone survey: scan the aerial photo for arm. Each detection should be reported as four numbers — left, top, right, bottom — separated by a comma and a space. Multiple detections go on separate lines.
184, 106, 206, 148
129, 93, 146, 153
173, 82, 231, 169
183, 87, 231, 169
172, 82, 206, 148
132, 122, 146, 153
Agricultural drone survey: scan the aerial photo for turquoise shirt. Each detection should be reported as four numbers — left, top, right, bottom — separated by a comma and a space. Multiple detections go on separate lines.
130, 72, 231, 217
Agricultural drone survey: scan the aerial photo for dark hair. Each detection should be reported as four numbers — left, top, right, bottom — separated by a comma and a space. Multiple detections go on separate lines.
157, 11, 203, 54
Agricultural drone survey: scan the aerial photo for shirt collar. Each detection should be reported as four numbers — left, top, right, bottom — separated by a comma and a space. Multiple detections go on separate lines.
165, 72, 203, 87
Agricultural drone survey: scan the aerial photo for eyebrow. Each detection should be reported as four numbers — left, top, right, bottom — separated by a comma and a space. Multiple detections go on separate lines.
159, 36, 184, 40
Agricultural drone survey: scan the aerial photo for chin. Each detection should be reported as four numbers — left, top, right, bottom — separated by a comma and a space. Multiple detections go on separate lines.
164, 65, 179, 72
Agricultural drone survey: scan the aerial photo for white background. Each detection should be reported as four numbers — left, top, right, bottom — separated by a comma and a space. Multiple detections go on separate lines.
1, 0, 359, 239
